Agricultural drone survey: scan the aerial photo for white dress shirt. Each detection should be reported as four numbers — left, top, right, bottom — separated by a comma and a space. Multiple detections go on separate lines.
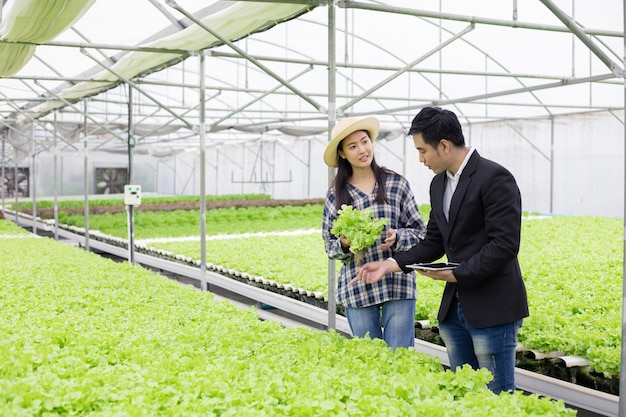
443, 148, 474, 221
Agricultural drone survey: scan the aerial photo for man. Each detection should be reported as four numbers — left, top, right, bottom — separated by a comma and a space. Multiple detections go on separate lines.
352, 106, 529, 394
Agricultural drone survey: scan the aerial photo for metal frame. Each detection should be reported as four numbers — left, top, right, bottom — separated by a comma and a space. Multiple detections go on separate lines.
0, 2, 622, 146
0, 1, 624, 413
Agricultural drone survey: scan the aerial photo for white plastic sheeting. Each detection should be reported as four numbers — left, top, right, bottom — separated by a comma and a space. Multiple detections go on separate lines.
400, 110, 625, 217
0, 0, 623, 216
0, 0, 97, 76
7, 1, 314, 125
1, 1, 622, 135
23, 109, 623, 217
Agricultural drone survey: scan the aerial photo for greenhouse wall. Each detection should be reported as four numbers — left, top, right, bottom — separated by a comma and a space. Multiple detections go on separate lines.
389, 110, 625, 218
11, 110, 625, 218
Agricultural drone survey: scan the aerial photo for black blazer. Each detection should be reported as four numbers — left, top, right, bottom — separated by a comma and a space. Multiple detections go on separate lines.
395, 151, 529, 328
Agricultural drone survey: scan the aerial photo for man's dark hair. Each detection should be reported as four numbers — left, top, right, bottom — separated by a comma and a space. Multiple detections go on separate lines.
408, 107, 465, 148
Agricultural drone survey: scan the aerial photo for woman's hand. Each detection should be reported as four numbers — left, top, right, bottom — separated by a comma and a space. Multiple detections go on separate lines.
379, 228, 396, 251
339, 234, 351, 252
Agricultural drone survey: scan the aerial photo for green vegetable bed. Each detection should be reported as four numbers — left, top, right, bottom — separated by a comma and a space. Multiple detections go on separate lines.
50, 204, 625, 379
0, 221, 573, 416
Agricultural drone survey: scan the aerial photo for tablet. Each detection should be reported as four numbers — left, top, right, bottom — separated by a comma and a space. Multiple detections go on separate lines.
407, 262, 459, 271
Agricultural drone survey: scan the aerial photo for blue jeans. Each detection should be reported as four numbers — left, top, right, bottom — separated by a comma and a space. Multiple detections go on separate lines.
438, 299, 522, 394
345, 299, 416, 349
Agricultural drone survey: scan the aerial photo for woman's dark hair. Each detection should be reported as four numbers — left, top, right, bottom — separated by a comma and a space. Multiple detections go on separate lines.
408, 106, 465, 148
332, 136, 388, 210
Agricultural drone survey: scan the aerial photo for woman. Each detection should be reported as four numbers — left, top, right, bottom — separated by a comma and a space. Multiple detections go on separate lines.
322, 116, 426, 349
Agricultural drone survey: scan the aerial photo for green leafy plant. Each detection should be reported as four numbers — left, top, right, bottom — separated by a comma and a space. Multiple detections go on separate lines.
0, 231, 574, 416
330, 204, 389, 263
0, 220, 30, 236
13, 193, 271, 211
32, 204, 625, 378
144, 212, 623, 379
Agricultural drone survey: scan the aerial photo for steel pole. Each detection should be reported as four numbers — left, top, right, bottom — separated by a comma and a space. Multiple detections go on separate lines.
618, 1, 626, 415
327, 1, 337, 330
199, 50, 208, 292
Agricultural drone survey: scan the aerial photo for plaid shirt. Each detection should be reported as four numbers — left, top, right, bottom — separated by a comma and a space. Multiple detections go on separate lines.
322, 170, 426, 308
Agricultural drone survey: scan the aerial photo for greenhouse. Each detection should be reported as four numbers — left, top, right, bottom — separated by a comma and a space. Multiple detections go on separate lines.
0, 0, 624, 416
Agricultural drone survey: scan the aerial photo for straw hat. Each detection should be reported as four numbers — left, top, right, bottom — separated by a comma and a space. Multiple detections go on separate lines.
323, 116, 380, 167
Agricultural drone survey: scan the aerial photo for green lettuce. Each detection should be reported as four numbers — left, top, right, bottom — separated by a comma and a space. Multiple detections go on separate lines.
330, 204, 389, 258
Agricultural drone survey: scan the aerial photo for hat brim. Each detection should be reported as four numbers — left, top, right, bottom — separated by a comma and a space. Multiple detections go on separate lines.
323, 116, 380, 167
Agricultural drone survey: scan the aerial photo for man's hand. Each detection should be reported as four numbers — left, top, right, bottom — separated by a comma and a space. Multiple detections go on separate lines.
350, 259, 401, 285
415, 268, 458, 283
